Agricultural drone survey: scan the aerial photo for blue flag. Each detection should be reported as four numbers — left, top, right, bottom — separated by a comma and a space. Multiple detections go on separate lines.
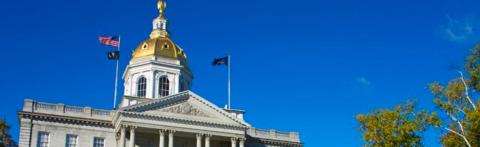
212, 56, 229, 66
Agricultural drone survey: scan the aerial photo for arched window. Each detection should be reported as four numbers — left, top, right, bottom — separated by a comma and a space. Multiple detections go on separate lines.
137, 76, 147, 97
159, 77, 170, 97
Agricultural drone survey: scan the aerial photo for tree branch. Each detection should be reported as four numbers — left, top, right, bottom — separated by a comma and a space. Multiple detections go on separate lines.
456, 107, 466, 114
444, 127, 472, 147
457, 71, 476, 110
447, 112, 465, 135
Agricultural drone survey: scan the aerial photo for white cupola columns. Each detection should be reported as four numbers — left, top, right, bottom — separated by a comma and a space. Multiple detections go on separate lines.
121, 56, 193, 108
123, 66, 182, 98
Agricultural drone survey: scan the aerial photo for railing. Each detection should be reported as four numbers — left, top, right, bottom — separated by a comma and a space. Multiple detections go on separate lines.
65, 106, 84, 113
24, 99, 113, 119
35, 102, 57, 110
248, 128, 300, 142
276, 131, 291, 138
255, 129, 270, 137
92, 109, 112, 116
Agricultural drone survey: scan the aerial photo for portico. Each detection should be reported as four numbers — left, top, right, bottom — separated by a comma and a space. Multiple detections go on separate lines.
114, 90, 249, 147
117, 125, 245, 147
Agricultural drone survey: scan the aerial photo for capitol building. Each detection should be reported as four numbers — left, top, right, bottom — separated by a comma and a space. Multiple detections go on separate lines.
17, 0, 303, 147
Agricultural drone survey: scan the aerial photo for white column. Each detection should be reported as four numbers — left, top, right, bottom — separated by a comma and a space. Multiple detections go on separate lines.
204, 134, 211, 147
159, 130, 165, 147
119, 126, 126, 147
168, 130, 175, 147
239, 138, 245, 147
129, 127, 136, 147
174, 73, 179, 94
231, 138, 237, 147
196, 134, 202, 147
147, 71, 155, 98
153, 72, 159, 99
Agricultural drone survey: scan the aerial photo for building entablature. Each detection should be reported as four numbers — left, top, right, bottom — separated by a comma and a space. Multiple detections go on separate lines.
19, 99, 115, 128
121, 110, 246, 128
18, 111, 114, 128
247, 137, 304, 147
123, 56, 186, 77
115, 111, 247, 132
115, 119, 245, 139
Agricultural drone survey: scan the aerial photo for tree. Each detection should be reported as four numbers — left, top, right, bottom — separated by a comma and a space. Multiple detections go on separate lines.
356, 100, 440, 146
0, 118, 16, 147
429, 44, 480, 147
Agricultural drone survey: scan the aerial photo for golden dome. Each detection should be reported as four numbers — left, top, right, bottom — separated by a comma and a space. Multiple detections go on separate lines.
132, 37, 190, 69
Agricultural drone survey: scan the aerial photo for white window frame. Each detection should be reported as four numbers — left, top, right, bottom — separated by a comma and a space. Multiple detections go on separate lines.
93, 137, 105, 147
37, 131, 49, 147
137, 76, 147, 97
158, 76, 170, 97
65, 134, 78, 147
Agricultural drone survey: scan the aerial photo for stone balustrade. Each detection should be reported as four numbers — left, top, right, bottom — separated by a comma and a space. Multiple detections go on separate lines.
247, 127, 300, 142
22, 99, 114, 120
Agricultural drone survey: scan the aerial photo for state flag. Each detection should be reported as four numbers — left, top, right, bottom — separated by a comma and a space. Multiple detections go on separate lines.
107, 51, 120, 60
212, 56, 229, 66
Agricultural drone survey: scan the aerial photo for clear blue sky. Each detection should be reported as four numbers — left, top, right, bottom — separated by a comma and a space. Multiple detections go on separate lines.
1, 0, 479, 146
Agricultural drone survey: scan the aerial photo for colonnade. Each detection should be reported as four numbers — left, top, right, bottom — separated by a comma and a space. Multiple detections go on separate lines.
118, 126, 245, 147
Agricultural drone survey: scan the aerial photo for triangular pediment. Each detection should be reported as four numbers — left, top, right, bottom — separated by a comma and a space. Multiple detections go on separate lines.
144, 101, 213, 118
121, 91, 249, 127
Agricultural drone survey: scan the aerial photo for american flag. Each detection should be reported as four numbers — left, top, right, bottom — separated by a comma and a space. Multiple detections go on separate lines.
99, 36, 120, 48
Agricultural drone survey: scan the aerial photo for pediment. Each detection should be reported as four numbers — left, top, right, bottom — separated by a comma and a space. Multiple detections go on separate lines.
121, 91, 249, 127
144, 101, 212, 118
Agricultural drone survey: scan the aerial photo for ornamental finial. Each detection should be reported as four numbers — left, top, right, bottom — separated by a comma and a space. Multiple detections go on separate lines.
157, 0, 167, 15
150, 0, 169, 38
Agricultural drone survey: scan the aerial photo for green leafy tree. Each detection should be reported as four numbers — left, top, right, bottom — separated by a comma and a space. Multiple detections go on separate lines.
356, 101, 440, 146
0, 119, 16, 147
429, 44, 480, 147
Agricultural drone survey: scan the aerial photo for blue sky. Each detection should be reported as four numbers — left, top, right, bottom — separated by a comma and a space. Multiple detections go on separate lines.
1, 0, 480, 146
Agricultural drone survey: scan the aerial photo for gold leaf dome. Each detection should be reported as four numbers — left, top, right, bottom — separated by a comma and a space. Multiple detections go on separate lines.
131, 37, 190, 70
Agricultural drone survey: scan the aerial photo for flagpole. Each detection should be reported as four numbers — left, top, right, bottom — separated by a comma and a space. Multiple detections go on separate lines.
113, 35, 121, 109
227, 55, 231, 110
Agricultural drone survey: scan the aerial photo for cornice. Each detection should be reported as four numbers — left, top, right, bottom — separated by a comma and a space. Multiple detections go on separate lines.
18, 111, 114, 128
187, 91, 251, 127
120, 111, 247, 131
247, 136, 304, 147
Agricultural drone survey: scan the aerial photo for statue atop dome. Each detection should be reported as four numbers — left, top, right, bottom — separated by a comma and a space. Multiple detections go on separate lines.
157, 0, 167, 16
150, 0, 169, 38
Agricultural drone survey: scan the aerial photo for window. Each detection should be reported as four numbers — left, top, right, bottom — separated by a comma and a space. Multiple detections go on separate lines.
93, 137, 105, 147
66, 134, 77, 147
159, 77, 169, 97
38, 132, 49, 147
137, 76, 146, 97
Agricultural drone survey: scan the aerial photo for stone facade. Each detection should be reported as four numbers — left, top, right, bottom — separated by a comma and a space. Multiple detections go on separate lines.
18, 92, 303, 147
